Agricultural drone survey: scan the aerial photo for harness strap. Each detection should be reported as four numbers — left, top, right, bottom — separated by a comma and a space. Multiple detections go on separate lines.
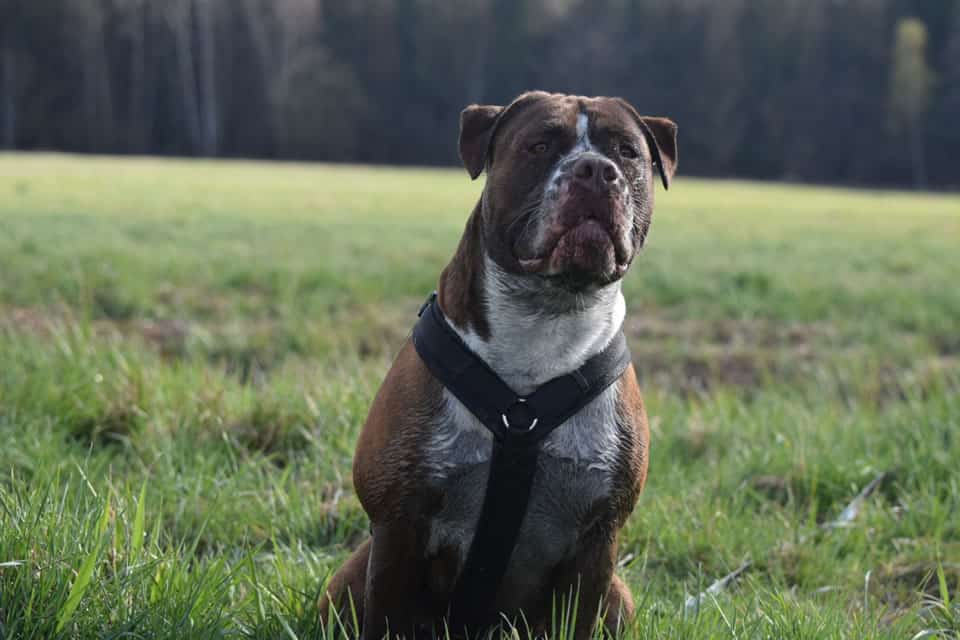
447, 442, 539, 629
413, 293, 631, 444
411, 292, 631, 630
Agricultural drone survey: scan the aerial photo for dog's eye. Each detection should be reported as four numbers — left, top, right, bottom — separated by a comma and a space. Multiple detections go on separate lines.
529, 142, 549, 155
619, 144, 639, 159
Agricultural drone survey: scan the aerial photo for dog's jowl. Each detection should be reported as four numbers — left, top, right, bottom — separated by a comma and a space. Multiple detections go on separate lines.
319, 91, 678, 639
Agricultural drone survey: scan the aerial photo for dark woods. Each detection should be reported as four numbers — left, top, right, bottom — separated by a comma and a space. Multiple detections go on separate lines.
1, 0, 958, 188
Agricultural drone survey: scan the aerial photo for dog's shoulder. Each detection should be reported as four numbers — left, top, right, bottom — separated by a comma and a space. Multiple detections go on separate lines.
610, 364, 650, 527
353, 339, 444, 522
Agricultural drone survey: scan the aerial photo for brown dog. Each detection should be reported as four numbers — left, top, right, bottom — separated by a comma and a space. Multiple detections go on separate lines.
319, 91, 677, 639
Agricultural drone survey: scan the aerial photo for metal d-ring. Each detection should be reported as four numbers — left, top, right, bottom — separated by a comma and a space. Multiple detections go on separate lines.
501, 398, 539, 432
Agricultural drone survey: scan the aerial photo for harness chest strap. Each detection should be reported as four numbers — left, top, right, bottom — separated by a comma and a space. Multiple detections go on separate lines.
411, 292, 632, 628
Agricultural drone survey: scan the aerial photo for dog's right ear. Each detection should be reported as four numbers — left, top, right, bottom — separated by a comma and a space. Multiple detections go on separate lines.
459, 104, 504, 180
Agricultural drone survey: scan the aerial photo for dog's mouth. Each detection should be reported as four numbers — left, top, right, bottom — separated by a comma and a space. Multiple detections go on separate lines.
517, 218, 629, 279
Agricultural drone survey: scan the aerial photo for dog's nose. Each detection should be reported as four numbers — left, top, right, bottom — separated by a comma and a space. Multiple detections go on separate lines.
571, 154, 621, 193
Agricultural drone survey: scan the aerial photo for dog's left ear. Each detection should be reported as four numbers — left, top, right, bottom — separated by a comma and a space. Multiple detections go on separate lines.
614, 99, 678, 190
459, 104, 504, 180
638, 116, 678, 190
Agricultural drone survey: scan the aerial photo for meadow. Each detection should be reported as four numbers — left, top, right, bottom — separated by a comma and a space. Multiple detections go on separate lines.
0, 153, 958, 639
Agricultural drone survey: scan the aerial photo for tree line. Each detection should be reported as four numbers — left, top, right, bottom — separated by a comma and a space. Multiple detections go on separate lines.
1, 0, 958, 188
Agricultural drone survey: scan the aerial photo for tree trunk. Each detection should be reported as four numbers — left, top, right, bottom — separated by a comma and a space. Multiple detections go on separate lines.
240, 0, 278, 154
1, 38, 15, 149
128, 0, 147, 152
170, 1, 201, 153
80, 2, 116, 152
93, 39, 116, 152
196, 0, 219, 156
466, 23, 489, 104
141, 2, 157, 153
909, 119, 927, 190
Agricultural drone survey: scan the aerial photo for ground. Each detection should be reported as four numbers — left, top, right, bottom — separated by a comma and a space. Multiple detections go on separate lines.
0, 153, 958, 639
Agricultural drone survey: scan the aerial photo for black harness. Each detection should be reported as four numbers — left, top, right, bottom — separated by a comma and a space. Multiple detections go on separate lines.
411, 292, 631, 629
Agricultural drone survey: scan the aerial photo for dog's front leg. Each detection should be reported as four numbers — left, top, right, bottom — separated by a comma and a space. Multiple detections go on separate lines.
551, 528, 627, 640
361, 521, 427, 640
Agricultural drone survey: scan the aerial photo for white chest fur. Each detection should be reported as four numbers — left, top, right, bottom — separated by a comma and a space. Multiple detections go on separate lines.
425, 383, 621, 477
460, 259, 626, 395
425, 258, 625, 477
424, 260, 626, 577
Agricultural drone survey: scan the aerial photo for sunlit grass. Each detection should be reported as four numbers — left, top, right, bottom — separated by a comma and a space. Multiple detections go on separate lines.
0, 152, 958, 638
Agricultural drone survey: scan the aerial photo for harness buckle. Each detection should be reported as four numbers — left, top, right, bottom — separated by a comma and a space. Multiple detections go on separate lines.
501, 398, 538, 432
418, 291, 438, 317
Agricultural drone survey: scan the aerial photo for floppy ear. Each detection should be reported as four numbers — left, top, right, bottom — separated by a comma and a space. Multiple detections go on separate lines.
614, 98, 678, 189
459, 104, 504, 180
637, 116, 678, 190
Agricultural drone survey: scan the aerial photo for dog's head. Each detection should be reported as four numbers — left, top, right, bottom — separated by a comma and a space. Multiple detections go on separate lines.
459, 91, 677, 291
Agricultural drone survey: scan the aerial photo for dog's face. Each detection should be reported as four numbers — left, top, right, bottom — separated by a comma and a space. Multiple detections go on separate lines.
459, 92, 677, 291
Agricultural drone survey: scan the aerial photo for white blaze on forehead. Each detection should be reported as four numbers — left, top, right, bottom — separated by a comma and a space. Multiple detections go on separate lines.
546, 111, 595, 192
574, 112, 592, 151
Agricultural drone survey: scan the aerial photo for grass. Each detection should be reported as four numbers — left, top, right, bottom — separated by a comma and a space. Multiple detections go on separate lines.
0, 152, 958, 639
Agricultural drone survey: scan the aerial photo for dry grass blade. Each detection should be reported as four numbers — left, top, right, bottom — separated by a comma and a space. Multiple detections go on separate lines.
685, 471, 893, 616
823, 471, 889, 529
684, 561, 753, 616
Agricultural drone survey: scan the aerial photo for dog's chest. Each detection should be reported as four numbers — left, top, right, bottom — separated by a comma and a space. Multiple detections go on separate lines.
423, 386, 620, 595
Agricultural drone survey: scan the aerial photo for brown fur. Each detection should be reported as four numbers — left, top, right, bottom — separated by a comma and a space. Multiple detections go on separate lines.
347, 341, 444, 637
320, 361, 649, 638
437, 203, 490, 339
320, 92, 674, 639
461, 92, 676, 283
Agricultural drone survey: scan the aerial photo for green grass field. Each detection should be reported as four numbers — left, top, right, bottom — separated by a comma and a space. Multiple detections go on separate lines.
1, 153, 958, 639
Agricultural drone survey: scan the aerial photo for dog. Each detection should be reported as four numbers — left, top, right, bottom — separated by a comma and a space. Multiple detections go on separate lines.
319, 91, 677, 639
